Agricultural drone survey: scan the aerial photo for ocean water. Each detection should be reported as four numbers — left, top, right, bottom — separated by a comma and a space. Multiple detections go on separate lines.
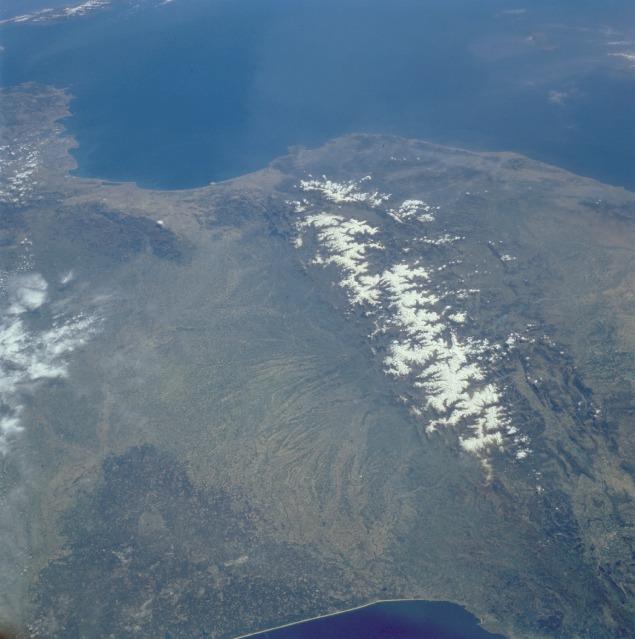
1, 0, 634, 190
240, 600, 506, 639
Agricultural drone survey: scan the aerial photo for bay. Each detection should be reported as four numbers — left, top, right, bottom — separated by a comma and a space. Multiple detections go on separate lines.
1, 0, 634, 190
237, 600, 507, 639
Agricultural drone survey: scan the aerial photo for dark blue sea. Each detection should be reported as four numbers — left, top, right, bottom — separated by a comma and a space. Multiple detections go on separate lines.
240, 600, 506, 639
1, 0, 634, 190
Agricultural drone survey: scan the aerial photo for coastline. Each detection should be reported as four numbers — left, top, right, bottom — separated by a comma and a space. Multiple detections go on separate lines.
232, 598, 499, 639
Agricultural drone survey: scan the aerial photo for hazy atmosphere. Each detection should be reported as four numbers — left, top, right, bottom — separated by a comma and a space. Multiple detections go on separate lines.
1, 2, 634, 638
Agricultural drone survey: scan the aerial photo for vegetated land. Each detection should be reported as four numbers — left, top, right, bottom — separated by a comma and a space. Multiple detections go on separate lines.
1, 84, 634, 639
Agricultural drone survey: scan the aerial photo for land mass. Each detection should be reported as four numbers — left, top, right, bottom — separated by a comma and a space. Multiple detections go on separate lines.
1, 84, 634, 639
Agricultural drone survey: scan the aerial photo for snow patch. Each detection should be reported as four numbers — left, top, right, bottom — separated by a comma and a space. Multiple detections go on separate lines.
387, 199, 436, 224
291, 178, 530, 472
299, 175, 391, 208
298, 213, 383, 306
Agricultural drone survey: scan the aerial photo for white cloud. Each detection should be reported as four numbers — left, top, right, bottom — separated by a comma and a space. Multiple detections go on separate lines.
609, 52, 635, 68
0, 141, 41, 207
0, 273, 98, 454
8, 273, 48, 315
0, 0, 109, 25
548, 90, 569, 106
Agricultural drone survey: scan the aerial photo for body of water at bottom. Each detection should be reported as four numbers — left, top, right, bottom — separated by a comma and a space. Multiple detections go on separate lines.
238, 600, 507, 639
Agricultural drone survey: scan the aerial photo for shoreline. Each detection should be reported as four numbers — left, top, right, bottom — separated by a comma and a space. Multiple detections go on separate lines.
232, 597, 490, 639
